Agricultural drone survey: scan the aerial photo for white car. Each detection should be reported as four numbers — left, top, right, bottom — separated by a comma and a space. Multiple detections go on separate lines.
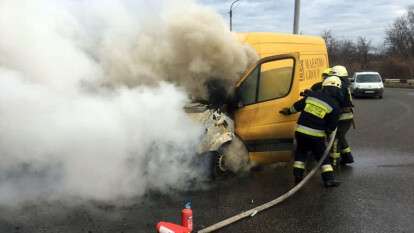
350, 72, 384, 98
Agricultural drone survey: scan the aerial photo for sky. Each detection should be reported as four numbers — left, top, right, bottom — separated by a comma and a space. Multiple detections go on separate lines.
199, 0, 413, 46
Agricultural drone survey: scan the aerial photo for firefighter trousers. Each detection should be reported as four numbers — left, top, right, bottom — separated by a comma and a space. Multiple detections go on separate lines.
337, 120, 352, 152
331, 119, 354, 164
293, 132, 335, 182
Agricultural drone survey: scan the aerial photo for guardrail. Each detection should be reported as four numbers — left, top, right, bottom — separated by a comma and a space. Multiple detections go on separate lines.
384, 79, 414, 88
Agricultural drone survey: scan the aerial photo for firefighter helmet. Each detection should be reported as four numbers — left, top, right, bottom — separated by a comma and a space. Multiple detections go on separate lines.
322, 68, 335, 76
331, 65, 348, 77
322, 76, 342, 88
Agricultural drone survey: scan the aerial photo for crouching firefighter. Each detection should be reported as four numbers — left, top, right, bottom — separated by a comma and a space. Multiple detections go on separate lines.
280, 76, 343, 188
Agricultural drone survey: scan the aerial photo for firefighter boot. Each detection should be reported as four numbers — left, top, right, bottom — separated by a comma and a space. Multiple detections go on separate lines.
324, 179, 341, 188
321, 171, 341, 188
340, 152, 354, 165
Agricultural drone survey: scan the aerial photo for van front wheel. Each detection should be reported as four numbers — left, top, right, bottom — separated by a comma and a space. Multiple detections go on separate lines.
212, 151, 231, 179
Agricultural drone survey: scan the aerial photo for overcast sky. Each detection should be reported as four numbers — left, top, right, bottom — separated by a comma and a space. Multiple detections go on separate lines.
199, 0, 413, 46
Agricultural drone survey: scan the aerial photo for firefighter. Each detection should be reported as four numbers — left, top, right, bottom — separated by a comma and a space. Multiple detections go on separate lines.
280, 76, 342, 188
301, 68, 335, 97
310, 68, 336, 91
330, 65, 354, 166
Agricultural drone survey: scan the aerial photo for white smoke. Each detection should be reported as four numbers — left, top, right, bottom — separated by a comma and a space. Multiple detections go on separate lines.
0, 68, 204, 205
94, 0, 258, 99
0, 0, 256, 206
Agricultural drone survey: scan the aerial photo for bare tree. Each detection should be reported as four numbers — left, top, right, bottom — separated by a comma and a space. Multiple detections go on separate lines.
338, 40, 357, 68
322, 30, 335, 52
385, 5, 414, 76
356, 37, 372, 69
321, 6, 414, 78
386, 17, 412, 58
322, 30, 339, 64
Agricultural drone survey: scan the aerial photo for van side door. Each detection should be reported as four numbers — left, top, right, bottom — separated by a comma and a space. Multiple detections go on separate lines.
234, 53, 300, 164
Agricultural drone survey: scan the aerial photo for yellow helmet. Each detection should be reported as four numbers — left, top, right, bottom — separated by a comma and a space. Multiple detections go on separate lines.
331, 65, 348, 77
322, 76, 342, 88
322, 68, 335, 76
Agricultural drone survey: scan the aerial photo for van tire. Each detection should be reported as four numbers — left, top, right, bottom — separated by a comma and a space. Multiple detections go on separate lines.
211, 151, 231, 179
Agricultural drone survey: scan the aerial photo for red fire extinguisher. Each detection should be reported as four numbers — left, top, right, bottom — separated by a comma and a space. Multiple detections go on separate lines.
181, 202, 193, 231
156, 222, 190, 233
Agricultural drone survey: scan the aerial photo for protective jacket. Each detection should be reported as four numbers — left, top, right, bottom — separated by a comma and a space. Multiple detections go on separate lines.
290, 91, 341, 137
338, 77, 354, 121
311, 78, 353, 121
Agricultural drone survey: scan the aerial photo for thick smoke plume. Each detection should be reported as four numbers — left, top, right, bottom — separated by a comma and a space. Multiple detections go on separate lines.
0, 0, 256, 206
99, 0, 258, 100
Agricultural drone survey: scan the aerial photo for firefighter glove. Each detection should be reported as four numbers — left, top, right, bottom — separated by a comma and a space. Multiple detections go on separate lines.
300, 89, 312, 97
279, 108, 291, 115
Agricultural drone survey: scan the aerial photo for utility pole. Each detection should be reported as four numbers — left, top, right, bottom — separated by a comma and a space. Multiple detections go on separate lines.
229, 0, 241, 31
293, 0, 301, 34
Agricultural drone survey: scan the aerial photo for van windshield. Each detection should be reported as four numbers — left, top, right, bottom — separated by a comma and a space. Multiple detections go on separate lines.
356, 74, 381, 83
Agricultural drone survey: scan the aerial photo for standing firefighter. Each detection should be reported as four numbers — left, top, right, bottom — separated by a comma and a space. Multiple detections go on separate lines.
330, 65, 354, 165
280, 76, 342, 188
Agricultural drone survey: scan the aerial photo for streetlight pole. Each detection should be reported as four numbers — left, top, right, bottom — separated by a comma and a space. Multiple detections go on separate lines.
229, 0, 241, 31
293, 0, 301, 34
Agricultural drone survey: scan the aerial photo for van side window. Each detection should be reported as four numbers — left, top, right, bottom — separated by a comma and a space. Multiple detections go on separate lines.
258, 58, 294, 102
238, 66, 259, 106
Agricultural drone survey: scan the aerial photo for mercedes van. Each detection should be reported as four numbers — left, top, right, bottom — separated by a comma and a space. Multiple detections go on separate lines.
188, 32, 330, 176
233, 32, 329, 166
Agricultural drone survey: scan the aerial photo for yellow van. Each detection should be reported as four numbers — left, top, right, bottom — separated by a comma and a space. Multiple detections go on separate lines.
187, 32, 329, 177
234, 32, 329, 165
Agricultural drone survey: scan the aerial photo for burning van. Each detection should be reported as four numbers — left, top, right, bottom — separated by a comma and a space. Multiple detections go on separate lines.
188, 32, 330, 178
185, 103, 248, 177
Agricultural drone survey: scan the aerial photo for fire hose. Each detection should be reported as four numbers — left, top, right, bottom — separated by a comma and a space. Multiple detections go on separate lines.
197, 129, 338, 233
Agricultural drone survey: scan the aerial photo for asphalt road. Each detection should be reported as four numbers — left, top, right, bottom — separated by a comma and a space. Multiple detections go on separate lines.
1, 88, 414, 233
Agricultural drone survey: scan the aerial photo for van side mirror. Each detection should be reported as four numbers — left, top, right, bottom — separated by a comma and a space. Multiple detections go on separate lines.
349, 78, 355, 82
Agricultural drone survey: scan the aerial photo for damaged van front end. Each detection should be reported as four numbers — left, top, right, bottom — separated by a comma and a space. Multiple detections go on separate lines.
185, 103, 250, 178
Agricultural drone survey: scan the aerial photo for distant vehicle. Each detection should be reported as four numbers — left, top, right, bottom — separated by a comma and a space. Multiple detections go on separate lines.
188, 33, 330, 178
350, 72, 384, 98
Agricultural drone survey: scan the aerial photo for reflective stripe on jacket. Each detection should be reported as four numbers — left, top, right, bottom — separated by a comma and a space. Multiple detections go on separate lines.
296, 124, 327, 137
291, 91, 341, 136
